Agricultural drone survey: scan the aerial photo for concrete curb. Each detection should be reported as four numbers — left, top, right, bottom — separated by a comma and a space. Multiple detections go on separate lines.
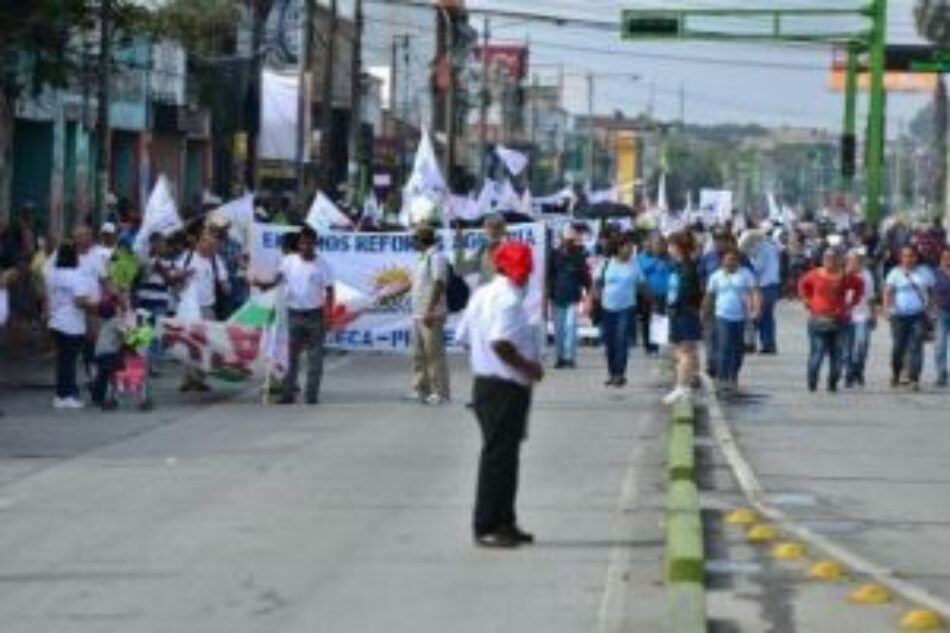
665, 400, 707, 633
701, 374, 950, 625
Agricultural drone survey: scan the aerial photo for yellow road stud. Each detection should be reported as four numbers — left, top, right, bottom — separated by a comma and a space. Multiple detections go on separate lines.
726, 508, 758, 526
849, 583, 892, 605
900, 609, 945, 631
771, 542, 807, 561
746, 523, 778, 543
808, 560, 846, 581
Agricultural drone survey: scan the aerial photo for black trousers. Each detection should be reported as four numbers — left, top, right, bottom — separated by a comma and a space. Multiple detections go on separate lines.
472, 376, 531, 536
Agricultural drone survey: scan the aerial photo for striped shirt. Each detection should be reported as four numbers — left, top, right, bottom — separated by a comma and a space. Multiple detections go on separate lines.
135, 256, 176, 314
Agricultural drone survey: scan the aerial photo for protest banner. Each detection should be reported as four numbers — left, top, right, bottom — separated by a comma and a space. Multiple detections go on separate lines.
248, 222, 548, 353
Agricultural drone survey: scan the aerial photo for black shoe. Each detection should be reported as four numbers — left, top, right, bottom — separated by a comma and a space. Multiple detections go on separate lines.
564, 359, 577, 369
890, 375, 900, 389
807, 379, 817, 393
474, 531, 520, 549
604, 377, 616, 387
828, 383, 838, 393
305, 396, 320, 405
554, 359, 567, 369
276, 396, 295, 405
937, 374, 948, 388
615, 376, 627, 387
503, 525, 535, 544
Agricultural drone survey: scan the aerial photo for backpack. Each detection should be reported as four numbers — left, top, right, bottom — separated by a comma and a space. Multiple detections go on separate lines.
446, 264, 470, 313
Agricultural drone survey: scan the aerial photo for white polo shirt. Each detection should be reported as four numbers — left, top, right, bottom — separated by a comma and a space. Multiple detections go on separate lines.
456, 275, 539, 387
280, 253, 335, 311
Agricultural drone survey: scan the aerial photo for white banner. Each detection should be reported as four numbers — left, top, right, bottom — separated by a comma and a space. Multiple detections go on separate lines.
699, 189, 734, 225
249, 223, 548, 353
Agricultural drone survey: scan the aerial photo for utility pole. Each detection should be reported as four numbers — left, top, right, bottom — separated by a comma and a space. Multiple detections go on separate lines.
842, 44, 859, 192
479, 16, 490, 179
586, 72, 595, 188
348, 0, 364, 206
95, 0, 113, 224
445, 9, 458, 187
246, 0, 267, 192
865, 0, 888, 224
319, 0, 339, 193
295, 0, 315, 209
530, 72, 539, 190
678, 82, 686, 127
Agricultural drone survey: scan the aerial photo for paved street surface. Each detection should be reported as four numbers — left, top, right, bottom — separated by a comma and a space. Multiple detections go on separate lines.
0, 349, 667, 633
712, 302, 950, 624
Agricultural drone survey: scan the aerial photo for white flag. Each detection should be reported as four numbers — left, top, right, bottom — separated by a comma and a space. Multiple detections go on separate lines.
134, 174, 182, 257
657, 172, 669, 212
404, 128, 447, 198
216, 193, 256, 246
307, 192, 354, 232
495, 144, 529, 177
362, 192, 382, 223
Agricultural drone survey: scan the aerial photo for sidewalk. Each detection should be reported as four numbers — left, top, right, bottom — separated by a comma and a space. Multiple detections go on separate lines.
714, 302, 950, 604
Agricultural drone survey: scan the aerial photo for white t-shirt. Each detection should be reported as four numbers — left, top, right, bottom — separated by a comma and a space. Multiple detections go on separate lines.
46, 268, 92, 335
850, 269, 876, 323
279, 253, 335, 310
180, 252, 228, 308
456, 275, 539, 387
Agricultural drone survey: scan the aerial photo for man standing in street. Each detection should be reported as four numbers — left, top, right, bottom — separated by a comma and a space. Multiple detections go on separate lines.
752, 226, 783, 355
409, 224, 450, 405
456, 241, 543, 548
255, 226, 335, 405
547, 224, 590, 369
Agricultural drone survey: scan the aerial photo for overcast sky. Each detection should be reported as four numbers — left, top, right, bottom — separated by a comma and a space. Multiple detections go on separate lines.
360, 0, 933, 135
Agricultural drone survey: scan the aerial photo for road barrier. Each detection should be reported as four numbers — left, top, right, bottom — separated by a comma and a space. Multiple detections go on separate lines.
665, 400, 707, 633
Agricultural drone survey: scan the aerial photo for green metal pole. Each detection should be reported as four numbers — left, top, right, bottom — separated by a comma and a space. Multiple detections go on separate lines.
842, 45, 859, 191
865, 0, 887, 225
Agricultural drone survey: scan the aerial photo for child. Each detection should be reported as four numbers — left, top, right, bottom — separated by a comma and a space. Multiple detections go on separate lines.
91, 294, 128, 410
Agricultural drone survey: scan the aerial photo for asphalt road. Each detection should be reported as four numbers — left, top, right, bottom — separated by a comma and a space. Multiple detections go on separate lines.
719, 303, 950, 610
0, 350, 667, 633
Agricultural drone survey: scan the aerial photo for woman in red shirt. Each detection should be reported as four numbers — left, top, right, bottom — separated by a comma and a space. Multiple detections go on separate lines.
798, 248, 865, 393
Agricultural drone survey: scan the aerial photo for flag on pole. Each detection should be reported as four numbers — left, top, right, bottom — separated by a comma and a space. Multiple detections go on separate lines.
134, 174, 182, 257
401, 128, 448, 226
307, 192, 354, 232
657, 172, 669, 212
495, 144, 529, 177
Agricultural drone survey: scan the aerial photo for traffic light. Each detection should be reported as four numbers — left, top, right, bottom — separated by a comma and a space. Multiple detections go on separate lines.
841, 133, 856, 179
621, 11, 682, 40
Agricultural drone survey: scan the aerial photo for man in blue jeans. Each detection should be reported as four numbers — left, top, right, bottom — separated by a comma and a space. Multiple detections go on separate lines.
752, 231, 783, 354
702, 248, 760, 394
547, 225, 590, 369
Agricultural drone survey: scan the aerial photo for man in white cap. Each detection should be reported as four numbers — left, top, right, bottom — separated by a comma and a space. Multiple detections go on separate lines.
547, 223, 590, 368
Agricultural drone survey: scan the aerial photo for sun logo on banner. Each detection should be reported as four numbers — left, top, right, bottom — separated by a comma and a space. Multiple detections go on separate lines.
372, 266, 413, 307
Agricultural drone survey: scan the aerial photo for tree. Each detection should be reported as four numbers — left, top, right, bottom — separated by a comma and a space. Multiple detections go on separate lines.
915, 0, 950, 219
0, 0, 93, 219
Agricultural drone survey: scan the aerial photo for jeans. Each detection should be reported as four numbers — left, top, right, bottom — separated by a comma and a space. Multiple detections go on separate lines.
553, 304, 579, 362
91, 353, 122, 405
758, 284, 781, 352
933, 310, 950, 382
807, 318, 844, 389
843, 320, 873, 383
714, 318, 746, 383
601, 308, 633, 378
890, 314, 925, 383
52, 330, 85, 399
472, 377, 531, 536
704, 319, 718, 377
284, 309, 327, 402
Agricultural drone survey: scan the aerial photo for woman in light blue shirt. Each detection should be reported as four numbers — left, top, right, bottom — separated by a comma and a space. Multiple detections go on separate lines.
883, 245, 935, 390
702, 247, 760, 393
595, 232, 643, 387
